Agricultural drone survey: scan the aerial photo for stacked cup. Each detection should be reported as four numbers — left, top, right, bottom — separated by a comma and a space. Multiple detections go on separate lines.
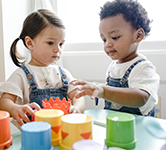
59, 114, 92, 150
0, 111, 12, 150
35, 109, 64, 146
21, 121, 53, 150
105, 112, 137, 149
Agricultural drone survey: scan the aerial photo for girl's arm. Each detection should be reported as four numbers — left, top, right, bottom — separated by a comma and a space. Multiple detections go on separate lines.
70, 80, 149, 108
0, 93, 40, 126
68, 88, 85, 113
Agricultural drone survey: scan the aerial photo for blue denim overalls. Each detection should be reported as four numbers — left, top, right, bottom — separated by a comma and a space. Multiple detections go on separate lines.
104, 59, 155, 117
21, 65, 68, 108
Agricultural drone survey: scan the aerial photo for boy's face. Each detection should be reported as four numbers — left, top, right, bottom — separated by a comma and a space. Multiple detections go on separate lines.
28, 25, 65, 66
99, 14, 140, 63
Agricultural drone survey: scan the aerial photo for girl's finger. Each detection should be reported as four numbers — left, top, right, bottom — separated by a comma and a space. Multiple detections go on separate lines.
20, 113, 31, 123
29, 102, 41, 110
21, 105, 35, 117
15, 115, 24, 126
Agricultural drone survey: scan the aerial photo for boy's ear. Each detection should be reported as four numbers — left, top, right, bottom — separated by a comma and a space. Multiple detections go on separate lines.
135, 28, 145, 43
25, 36, 34, 50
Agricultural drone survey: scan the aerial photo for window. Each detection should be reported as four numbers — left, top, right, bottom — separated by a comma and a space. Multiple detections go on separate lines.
57, 0, 166, 44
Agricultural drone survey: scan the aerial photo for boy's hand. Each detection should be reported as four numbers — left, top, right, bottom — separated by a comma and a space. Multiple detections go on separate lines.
70, 80, 104, 100
11, 102, 41, 126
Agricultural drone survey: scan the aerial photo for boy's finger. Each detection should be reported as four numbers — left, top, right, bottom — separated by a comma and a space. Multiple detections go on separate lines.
91, 90, 98, 99
70, 80, 87, 86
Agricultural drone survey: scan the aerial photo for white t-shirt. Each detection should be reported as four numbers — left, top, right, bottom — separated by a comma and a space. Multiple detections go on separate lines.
106, 53, 160, 115
0, 64, 77, 105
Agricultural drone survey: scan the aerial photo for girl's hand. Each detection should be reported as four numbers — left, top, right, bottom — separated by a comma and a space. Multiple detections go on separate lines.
70, 80, 104, 100
70, 105, 81, 113
11, 102, 41, 126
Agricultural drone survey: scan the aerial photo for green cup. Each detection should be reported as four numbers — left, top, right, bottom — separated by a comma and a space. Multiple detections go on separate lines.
105, 112, 137, 149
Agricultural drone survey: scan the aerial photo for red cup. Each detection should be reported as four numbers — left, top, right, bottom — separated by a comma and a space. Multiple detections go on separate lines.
0, 111, 12, 150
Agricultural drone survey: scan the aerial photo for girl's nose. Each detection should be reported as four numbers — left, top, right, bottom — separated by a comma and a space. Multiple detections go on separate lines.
53, 46, 60, 53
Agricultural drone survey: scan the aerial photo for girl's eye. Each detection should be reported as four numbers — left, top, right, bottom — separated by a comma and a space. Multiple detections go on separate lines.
112, 36, 120, 40
48, 42, 54, 45
102, 39, 106, 43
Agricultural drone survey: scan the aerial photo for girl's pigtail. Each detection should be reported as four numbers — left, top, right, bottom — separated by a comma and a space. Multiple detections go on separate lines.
10, 37, 25, 67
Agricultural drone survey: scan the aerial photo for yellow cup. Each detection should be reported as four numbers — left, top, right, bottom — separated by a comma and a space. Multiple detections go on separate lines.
35, 109, 64, 146
59, 114, 92, 150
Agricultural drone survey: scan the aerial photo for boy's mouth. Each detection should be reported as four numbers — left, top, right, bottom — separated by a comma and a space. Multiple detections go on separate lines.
107, 50, 117, 56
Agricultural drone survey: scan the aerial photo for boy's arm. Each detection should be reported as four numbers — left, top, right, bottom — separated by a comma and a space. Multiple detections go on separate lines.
102, 85, 149, 107
70, 80, 149, 108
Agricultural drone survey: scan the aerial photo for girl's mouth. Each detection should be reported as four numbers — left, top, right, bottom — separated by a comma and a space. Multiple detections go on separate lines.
52, 55, 59, 60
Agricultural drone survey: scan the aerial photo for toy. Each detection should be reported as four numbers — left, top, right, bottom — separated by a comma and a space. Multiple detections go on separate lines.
105, 112, 136, 149
59, 114, 92, 150
42, 97, 71, 115
21, 121, 53, 150
35, 109, 64, 146
0, 111, 12, 150
72, 139, 107, 150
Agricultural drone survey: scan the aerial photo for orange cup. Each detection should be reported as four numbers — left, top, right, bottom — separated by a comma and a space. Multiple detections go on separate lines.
0, 111, 12, 150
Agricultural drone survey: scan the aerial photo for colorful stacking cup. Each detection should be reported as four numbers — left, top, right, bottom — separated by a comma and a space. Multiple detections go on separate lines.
105, 112, 137, 149
21, 121, 53, 150
0, 111, 12, 150
72, 139, 107, 150
35, 109, 64, 146
59, 114, 92, 150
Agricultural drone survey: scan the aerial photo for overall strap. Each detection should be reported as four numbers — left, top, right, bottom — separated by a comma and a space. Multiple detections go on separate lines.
120, 59, 146, 84
58, 66, 68, 86
20, 65, 37, 90
107, 61, 116, 77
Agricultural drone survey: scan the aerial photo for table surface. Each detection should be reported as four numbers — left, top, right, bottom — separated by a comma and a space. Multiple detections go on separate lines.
8, 109, 166, 150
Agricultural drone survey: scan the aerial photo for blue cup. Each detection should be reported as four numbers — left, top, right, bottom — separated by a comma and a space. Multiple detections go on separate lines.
21, 121, 53, 150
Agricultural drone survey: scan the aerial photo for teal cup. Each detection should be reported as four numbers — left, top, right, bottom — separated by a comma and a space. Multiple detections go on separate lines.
105, 112, 137, 149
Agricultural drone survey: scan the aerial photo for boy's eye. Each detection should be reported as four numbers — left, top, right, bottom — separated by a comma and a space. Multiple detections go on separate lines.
59, 43, 64, 47
112, 36, 120, 40
48, 42, 54, 45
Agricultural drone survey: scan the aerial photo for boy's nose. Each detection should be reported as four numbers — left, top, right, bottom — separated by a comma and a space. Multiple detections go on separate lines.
106, 41, 113, 48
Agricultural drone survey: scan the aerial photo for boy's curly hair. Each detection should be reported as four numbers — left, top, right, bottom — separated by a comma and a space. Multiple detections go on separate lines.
99, 0, 151, 37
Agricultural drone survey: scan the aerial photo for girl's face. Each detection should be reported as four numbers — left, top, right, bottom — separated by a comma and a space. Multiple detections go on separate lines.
99, 14, 140, 63
28, 25, 65, 66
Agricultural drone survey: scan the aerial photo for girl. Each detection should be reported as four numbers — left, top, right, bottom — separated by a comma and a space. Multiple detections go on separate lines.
70, 0, 160, 117
0, 9, 85, 128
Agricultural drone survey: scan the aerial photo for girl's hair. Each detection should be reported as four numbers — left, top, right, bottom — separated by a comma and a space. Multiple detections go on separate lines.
10, 9, 65, 67
99, 0, 151, 37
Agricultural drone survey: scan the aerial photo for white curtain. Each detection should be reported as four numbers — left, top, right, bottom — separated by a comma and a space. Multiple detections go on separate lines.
31, 0, 63, 66
32, 0, 55, 12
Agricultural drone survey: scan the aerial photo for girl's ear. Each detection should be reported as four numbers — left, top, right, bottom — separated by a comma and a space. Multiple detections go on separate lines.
25, 36, 34, 50
135, 28, 145, 43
